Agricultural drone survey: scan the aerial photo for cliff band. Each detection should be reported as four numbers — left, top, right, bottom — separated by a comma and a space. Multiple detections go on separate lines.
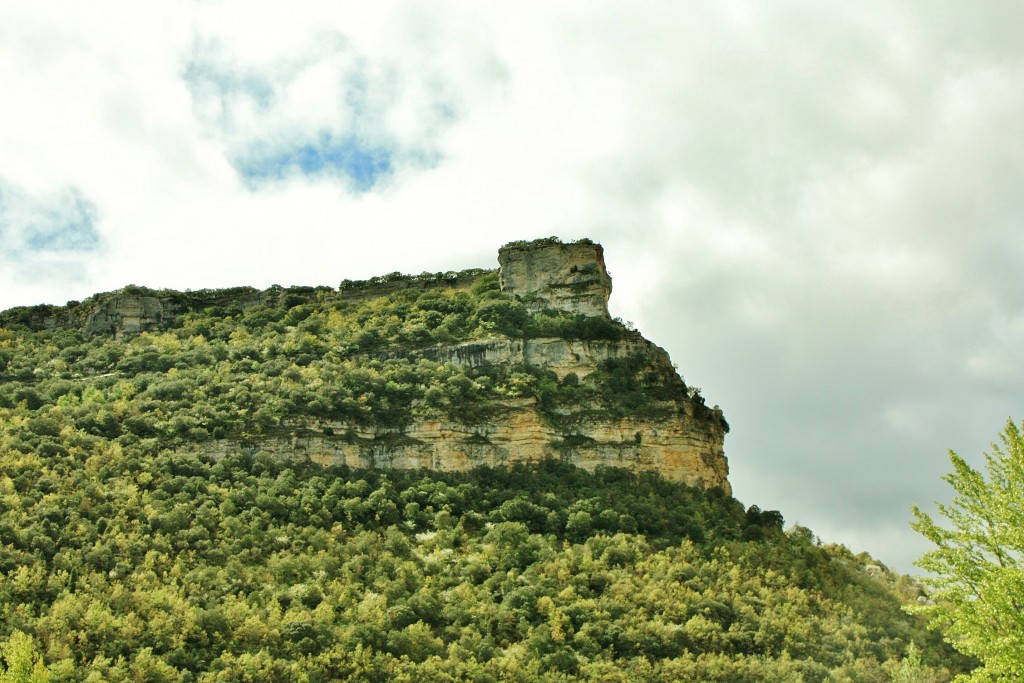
1, 237, 730, 492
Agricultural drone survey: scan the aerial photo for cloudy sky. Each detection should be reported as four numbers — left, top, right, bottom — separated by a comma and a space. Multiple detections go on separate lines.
2, 1, 1022, 572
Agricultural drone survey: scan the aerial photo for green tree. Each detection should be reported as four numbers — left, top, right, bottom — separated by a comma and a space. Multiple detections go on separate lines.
911, 418, 1024, 680
0, 631, 50, 683
888, 642, 946, 683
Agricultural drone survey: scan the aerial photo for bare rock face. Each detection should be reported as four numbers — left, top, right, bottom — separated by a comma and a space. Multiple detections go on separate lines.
498, 238, 613, 318
85, 294, 166, 340
191, 329, 732, 493
81, 287, 270, 339
193, 400, 731, 493
424, 336, 665, 380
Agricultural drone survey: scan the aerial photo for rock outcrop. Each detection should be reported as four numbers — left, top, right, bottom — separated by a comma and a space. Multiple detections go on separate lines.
499, 237, 612, 317
82, 286, 271, 339
75, 238, 613, 338
194, 399, 730, 491
3, 236, 730, 491
421, 336, 660, 380
85, 294, 167, 339
188, 237, 731, 492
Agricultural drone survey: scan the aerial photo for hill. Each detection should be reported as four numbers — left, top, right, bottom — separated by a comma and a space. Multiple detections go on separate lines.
0, 237, 728, 490
0, 238, 971, 680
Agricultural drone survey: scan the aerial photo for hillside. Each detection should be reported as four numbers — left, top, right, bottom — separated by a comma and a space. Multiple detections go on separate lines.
0, 238, 971, 680
0, 237, 728, 490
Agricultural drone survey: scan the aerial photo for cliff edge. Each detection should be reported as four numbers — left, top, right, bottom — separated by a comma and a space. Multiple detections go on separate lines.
0, 237, 730, 491
498, 237, 612, 318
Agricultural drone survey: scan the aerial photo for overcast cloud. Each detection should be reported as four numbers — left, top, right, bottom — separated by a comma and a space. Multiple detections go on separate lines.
1, 1, 1022, 572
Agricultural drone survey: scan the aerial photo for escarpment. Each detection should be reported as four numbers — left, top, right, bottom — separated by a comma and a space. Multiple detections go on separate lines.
0, 237, 730, 491
498, 238, 612, 318
192, 328, 731, 491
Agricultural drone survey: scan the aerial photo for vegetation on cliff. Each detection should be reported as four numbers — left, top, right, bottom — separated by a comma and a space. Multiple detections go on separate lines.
0, 266, 970, 680
0, 271, 713, 445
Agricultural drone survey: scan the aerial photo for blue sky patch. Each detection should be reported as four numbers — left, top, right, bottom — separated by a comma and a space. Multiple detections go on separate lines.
0, 182, 102, 257
182, 40, 455, 193
237, 132, 393, 191
23, 189, 101, 252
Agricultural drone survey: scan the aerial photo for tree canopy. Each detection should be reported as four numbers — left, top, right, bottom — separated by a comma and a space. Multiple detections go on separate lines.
911, 418, 1024, 680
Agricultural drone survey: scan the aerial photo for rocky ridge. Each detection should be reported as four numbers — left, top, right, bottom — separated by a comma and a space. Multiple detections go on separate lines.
201, 237, 728, 491
1, 237, 730, 490
194, 327, 731, 491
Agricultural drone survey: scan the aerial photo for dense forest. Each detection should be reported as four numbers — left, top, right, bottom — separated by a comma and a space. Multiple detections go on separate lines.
0, 269, 972, 680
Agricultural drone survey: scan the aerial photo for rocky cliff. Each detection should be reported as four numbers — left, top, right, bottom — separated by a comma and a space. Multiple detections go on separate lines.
191, 328, 731, 491
499, 237, 612, 317
196, 238, 727, 491
0, 237, 730, 491
194, 402, 728, 492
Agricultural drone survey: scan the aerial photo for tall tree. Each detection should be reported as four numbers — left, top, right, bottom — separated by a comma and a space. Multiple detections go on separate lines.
0, 631, 50, 683
911, 418, 1024, 680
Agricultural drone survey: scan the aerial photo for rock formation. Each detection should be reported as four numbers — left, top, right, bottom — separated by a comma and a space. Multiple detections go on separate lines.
498, 237, 613, 317
78, 238, 612, 338
1, 237, 730, 491
191, 324, 731, 492
82, 286, 270, 339
85, 293, 167, 339
195, 237, 729, 492
195, 402, 729, 492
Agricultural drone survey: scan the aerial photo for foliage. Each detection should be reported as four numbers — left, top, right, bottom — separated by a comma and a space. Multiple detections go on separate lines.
911, 418, 1024, 680
0, 269, 970, 680
0, 631, 50, 683
0, 447, 962, 680
0, 272, 691, 446
500, 236, 595, 250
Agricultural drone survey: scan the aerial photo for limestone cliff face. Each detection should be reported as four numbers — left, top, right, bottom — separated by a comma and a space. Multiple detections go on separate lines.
186, 237, 730, 492
422, 336, 664, 381
193, 398, 730, 492
17, 236, 730, 491
85, 294, 167, 339
499, 238, 612, 318
83, 287, 270, 339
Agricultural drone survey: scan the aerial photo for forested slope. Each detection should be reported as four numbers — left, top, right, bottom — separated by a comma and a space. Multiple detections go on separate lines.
0, 267, 971, 680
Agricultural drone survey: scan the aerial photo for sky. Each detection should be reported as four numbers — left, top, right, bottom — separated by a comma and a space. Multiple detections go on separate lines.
2, 1, 1023, 573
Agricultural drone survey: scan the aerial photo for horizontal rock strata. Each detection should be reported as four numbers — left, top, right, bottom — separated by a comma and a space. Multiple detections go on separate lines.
191, 402, 730, 493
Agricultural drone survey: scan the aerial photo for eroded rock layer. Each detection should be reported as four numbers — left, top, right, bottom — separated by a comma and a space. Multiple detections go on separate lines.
499, 238, 612, 317
194, 403, 729, 491
4, 236, 731, 490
